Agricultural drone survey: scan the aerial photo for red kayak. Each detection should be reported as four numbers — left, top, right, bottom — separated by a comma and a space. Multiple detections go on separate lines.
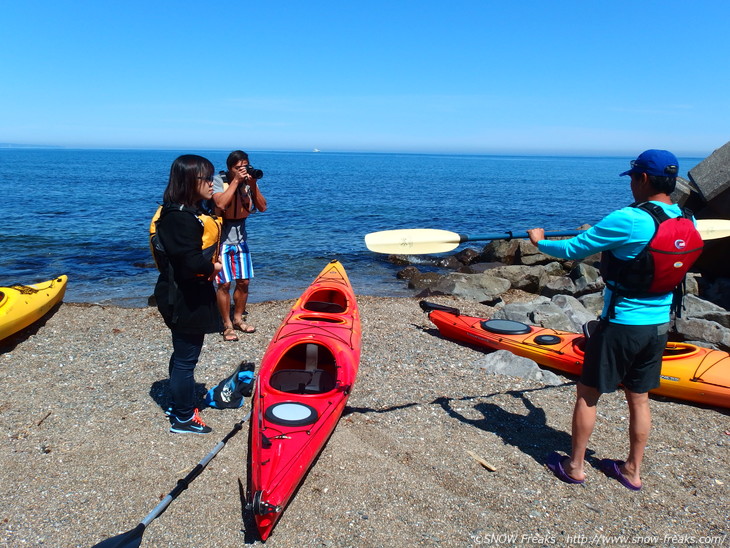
421, 301, 730, 409
248, 260, 361, 540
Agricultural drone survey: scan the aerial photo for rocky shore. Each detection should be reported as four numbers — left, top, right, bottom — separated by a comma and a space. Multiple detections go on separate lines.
1, 296, 728, 547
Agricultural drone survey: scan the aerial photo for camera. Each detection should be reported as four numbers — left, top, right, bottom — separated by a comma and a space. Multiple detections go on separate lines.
245, 165, 264, 179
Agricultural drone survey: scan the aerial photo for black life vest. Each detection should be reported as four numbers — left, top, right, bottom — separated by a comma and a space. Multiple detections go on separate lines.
600, 202, 704, 317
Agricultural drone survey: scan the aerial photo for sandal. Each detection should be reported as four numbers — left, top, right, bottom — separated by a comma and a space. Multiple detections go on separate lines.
233, 320, 256, 333
222, 327, 239, 342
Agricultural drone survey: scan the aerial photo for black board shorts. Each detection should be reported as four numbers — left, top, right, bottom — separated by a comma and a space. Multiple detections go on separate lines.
581, 321, 669, 394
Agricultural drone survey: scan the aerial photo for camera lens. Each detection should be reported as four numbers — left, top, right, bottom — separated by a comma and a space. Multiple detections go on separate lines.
246, 165, 264, 179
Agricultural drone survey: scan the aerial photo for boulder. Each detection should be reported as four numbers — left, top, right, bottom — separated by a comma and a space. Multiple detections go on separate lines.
396, 266, 420, 280
530, 302, 575, 331
492, 299, 574, 332
551, 294, 597, 332
487, 264, 548, 293
673, 317, 730, 351
457, 261, 504, 274
454, 247, 481, 265
578, 292, 605, 317
688, 142, 730, 202
479, 240, 520, 264
408, 272, 443, 290
476, 350, 563, 386
431, 272, 511, 304
517, 240, 554, 266
492, 299, 551, 324
569, 263, 604, 296
540, 276, 577, 298
681, 294, 730, 328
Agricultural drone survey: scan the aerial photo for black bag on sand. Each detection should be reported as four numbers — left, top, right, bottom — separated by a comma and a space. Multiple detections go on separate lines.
204, 362, 255, 409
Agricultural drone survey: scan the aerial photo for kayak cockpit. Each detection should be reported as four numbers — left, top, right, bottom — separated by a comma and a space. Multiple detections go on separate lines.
303, 288, 347, 314
268, 342, 337, 395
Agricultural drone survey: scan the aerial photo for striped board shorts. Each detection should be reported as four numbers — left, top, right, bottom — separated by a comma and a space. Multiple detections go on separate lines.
217, 242, 254, 284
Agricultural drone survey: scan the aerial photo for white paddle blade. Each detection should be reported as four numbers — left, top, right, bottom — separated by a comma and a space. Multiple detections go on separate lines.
365, 229, 462, 254
697, 218, 730, 241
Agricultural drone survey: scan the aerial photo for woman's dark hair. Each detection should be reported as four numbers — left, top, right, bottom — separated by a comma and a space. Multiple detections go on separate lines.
648, 175, 677, 195
226, 150, 249, 170
163, 154, 214, 206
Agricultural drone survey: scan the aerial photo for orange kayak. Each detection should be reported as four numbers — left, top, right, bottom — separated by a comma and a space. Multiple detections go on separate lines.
422, 301, 730, 409
249, 261, 361, 540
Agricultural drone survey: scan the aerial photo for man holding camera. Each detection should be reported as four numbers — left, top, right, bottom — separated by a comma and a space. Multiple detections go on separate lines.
212, 150, 267, 341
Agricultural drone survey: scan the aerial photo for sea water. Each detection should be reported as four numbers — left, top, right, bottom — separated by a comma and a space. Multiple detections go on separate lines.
0, 149, 702, 307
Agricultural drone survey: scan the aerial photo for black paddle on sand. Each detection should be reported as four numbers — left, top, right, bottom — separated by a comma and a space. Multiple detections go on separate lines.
91, 409, 252, 548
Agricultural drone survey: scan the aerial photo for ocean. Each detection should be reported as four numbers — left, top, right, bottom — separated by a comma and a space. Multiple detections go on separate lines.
0, 149, 702, 307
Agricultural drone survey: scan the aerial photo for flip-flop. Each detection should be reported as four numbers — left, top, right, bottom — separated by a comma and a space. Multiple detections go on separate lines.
599, 459, 641, 491
233, 320, 256, 333
546, 452, 584, 485
222, 327, 239, 342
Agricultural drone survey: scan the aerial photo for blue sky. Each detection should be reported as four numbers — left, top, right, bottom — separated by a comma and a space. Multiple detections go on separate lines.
1, 1, 728, 155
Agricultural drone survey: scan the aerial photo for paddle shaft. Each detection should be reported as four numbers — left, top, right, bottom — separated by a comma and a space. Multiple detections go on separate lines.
92, 410, 252, 548
364, 220, 730, 255
456, 229, 582, 243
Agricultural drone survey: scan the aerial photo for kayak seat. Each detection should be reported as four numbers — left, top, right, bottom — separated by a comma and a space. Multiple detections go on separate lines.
269, 369, 336, 394
303, 301, 346, 314
303, 288, 347, 313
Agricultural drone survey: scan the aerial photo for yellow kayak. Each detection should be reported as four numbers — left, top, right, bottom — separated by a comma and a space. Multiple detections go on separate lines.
0, 276, 68, 341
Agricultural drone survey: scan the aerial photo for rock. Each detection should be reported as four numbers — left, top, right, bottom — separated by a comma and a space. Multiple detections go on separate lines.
569, 263, 604, 296
396, 266, 420, 280
492, 299, 551, 324
479, 240, 520, 264
387, 254, 413, 266
540, 276, 577, 298
551, 294, 597, 332
457, 261, 504, 274
674, 317, 730, 351
688, 141, 730, 202
671, 176, 695, 206
518, 240, 554, 266
544, 261, 567, 276
530, 302, 575, 331
454, 248, 480, 265
488, 265, 548, 294
681, 294, 730, 328
431, 273, 511, 304
436, 256, 464, 269
578, 292, 605, 317
408, 272, 443, 290
475, 350, 563, 386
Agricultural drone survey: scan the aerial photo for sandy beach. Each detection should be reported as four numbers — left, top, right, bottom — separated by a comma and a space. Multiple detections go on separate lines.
1, 295, 728, 548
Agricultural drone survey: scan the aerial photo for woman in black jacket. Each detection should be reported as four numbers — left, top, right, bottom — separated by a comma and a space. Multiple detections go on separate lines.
154, 154, 222, 434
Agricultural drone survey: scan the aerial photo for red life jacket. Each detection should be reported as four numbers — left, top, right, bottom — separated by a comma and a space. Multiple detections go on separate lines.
600, 202, 704, 317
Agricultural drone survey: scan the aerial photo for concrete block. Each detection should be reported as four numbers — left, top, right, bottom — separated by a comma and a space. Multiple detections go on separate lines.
688, 141, 730, 202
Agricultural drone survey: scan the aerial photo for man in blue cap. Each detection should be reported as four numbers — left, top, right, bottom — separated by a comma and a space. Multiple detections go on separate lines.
528, 149, 701, 491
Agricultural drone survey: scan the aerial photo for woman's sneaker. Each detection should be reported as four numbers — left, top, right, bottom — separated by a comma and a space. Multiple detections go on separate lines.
169, 408, 212, 434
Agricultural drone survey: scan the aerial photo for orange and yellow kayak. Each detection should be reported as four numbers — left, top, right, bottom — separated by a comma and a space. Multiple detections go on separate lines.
0, 276, 67, 341
422, 301, 730, 409
249, 261, 361, 540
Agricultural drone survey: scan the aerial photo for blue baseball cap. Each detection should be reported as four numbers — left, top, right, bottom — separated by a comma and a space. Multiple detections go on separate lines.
620, 149, 679, 177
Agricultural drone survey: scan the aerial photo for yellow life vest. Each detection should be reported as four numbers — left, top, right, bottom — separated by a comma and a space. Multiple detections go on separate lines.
149, 204, 222, 272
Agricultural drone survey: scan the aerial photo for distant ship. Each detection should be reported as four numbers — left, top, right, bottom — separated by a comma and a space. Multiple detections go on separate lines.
312, 148, 321, 153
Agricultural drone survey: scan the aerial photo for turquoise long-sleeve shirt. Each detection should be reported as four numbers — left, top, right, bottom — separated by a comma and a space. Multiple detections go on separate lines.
537, 201, 683, 325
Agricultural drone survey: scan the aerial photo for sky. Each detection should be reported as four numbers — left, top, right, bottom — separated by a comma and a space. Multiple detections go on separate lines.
1, 1, 729, 156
